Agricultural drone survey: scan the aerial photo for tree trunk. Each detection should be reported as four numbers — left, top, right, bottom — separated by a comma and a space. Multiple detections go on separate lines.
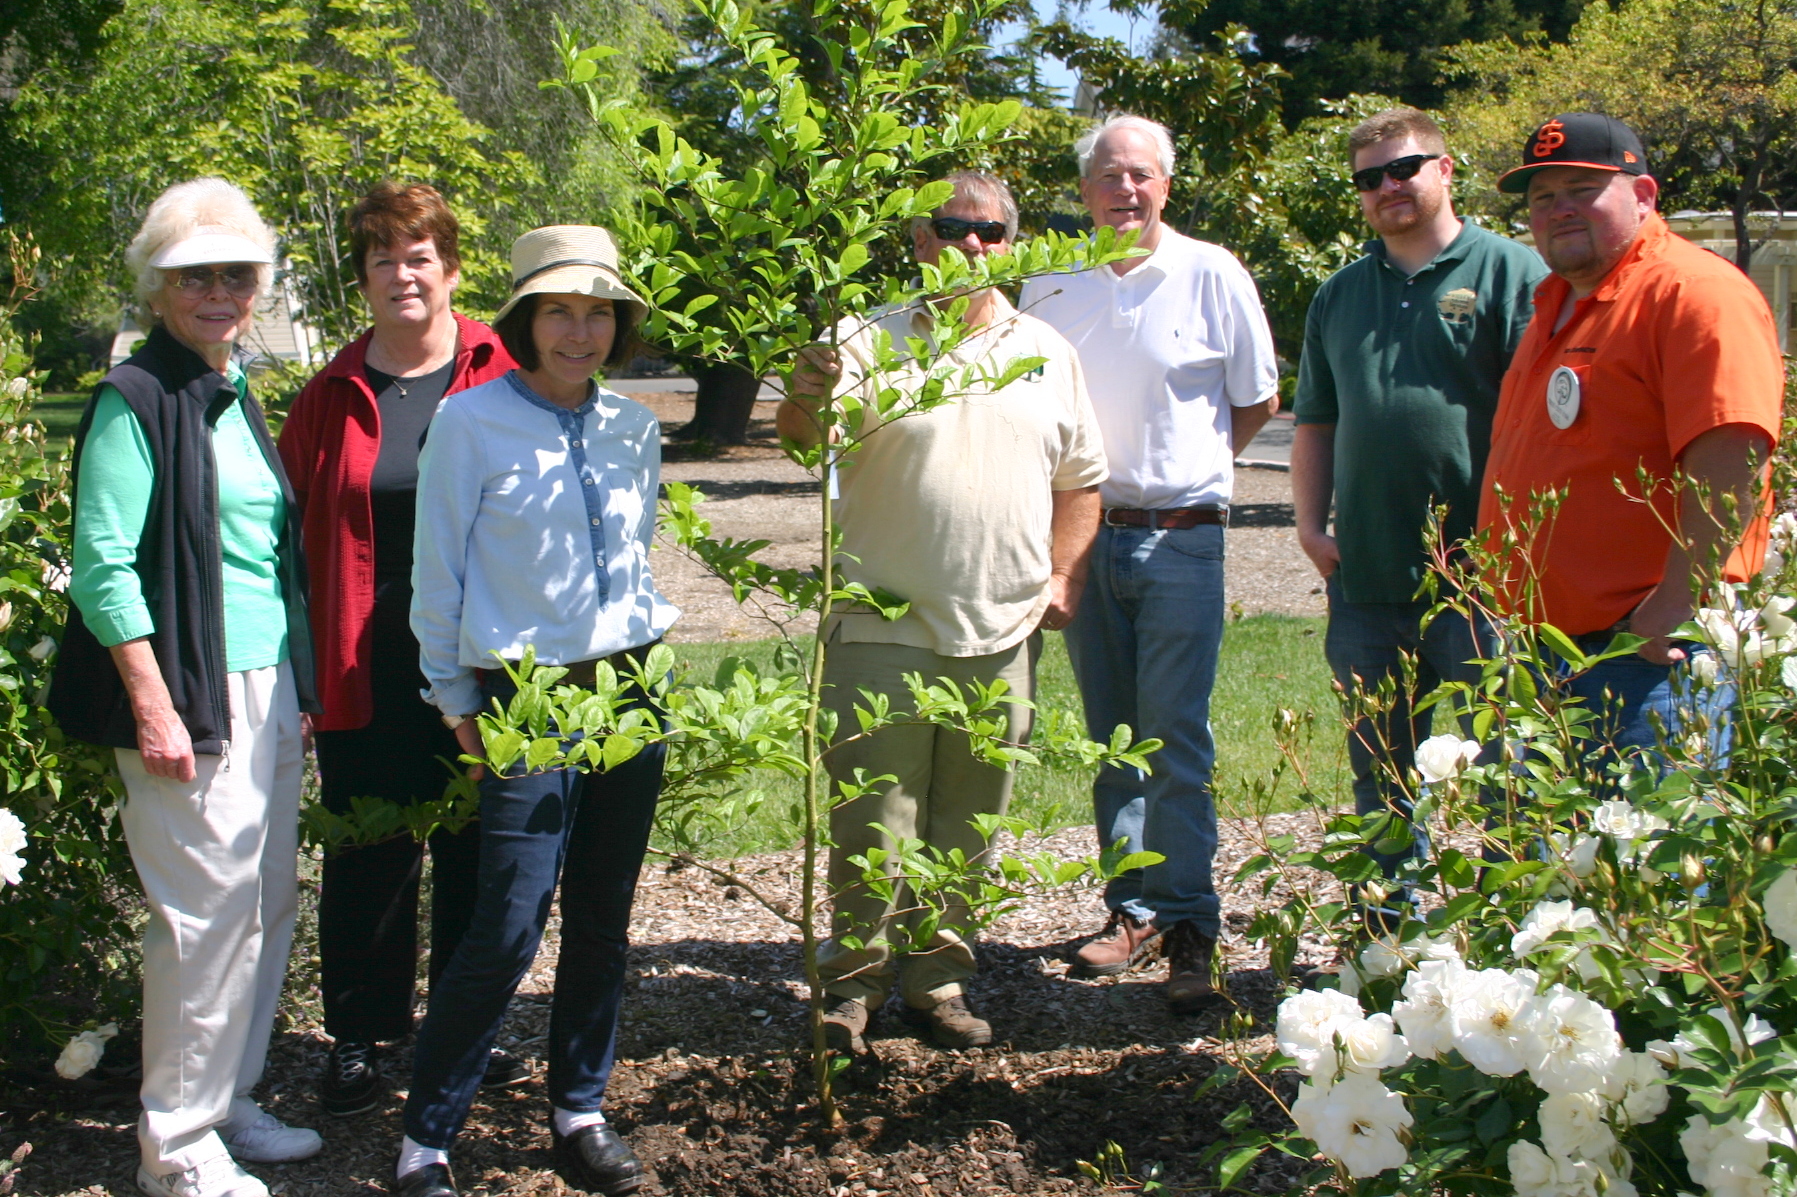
675, 359, 762, 445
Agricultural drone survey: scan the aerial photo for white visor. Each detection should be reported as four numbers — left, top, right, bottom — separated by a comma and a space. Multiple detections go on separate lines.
150, 230, 275, 269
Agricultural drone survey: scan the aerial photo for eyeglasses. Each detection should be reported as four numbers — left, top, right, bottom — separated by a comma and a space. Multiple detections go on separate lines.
930, 217, 1007, 244
1351, 153, 1443, 192
166, 265, 261, 297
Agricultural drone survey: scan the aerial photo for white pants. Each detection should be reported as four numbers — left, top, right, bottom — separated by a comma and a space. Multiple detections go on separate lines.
117, 662, 303, 1173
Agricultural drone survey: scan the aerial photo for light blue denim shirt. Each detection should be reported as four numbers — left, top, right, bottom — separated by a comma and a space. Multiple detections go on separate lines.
411, 371, 680, 716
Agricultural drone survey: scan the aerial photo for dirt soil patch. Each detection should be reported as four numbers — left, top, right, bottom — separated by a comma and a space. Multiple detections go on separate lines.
5, 812, 1345, 1197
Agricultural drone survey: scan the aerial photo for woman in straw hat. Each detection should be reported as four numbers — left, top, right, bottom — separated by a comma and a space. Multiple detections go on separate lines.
51, 178, 322, 1197
397, 225, 679, 1197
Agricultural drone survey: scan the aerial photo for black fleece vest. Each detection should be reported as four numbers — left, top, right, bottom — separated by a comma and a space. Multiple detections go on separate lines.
50, 326, 318, 754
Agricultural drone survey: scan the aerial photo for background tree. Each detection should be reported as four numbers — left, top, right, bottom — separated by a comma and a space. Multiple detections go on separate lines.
1445, 0, 1797, 272
1164, 0, 1591, 123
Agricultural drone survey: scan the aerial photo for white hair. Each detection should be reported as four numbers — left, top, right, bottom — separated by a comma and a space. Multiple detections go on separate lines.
910, 170, 1021, 242
126, 177, 277, 326
1075, 114, 1177, 180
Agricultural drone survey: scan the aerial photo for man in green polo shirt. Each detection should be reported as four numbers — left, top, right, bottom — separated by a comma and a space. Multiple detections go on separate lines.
1292, 107, 1546, 921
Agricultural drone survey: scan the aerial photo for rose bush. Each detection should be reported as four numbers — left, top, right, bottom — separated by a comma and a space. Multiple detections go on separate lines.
1203, 479, 1797, 1197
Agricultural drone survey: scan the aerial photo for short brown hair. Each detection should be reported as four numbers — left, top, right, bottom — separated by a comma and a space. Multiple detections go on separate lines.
492, 292, 639, 373
1348, 108, 1447, 164
346, 181, 462, 286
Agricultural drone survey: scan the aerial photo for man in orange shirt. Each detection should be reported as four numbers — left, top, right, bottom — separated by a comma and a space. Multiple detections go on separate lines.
1479, 113, 1784, 751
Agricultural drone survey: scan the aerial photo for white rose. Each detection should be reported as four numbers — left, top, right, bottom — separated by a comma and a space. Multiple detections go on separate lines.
0, 808, 25, 889
1524, 983, 1624, 1095
1290, 1073, 1413, 1179
1512, 900, 1602, 957
1334, 1012, 1411, 1075
0, 600, 12, 634
1539, 1091, 1617, 1161
1681, 1114, 1775, 1197
1650, 1006, 1776, 1069
1759, 596, 1797, 639
1783, 654, 1797, 690
1690, 652, 1722, 685
1506, 1140, 1568, 1197
1763, 870, 1797, 949
1449, 967, 1541, 1077
1415, 734, 1480, 784
1359, 938, 1408, 979
53, 1023, 118, 1079
26, 635, 56, 662
1392, 957, 1464, 1061
1775, 513, 1797, 547
1694, 606, 1745, 657
1764, 548, 1786, 576
1567, 833, 1601, 878
1598, 1050, 1671, 1125
2, 377, 25, 400
1276, 989, 1365, 1078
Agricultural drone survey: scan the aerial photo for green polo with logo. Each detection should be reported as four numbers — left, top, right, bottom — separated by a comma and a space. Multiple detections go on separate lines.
1294, 221, 1548, 604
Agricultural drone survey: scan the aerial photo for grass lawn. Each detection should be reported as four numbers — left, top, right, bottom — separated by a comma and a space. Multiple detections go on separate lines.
32, 392, 88, 441
663, 615, 1347, 856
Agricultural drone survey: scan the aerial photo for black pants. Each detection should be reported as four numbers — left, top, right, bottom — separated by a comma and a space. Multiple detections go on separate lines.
316, 584, 480, 1044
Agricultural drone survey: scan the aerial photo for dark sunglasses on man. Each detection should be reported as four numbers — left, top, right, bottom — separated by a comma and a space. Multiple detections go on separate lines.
166, 264, 262, 298
931, 217, 1007, 245
1351, 153, 1444, 192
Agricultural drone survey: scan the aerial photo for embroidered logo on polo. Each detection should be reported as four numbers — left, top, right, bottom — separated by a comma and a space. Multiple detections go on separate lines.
1437, 288, 1476, 326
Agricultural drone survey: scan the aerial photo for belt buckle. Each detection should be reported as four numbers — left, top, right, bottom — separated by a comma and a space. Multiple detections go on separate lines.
1102, 508, 1133, 528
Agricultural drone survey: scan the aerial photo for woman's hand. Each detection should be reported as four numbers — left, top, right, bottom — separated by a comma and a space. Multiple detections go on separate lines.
453, 718, 486, 781
137, 702, 198, 782
107, 639, 197, 782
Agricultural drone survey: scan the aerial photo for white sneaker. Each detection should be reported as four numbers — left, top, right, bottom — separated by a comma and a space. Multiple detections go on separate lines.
138, 1157, 270, 1197
221, 1105, 323, 1164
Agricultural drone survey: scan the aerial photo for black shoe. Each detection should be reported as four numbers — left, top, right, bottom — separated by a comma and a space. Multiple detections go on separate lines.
553, 1124, 644, 1196
393, 1163, 458, 1197
480, 1047, 530, 1089
321, 1040, 381, 1117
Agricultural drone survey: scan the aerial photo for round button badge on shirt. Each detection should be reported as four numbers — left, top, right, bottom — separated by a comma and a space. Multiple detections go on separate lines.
1546, 366, 1581, 429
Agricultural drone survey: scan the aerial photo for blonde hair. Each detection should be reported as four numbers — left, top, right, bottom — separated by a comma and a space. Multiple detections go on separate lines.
126, 178, 277, 326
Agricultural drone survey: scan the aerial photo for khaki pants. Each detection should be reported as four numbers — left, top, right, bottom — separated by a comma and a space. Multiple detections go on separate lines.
817, 633, 1038, 1007
118, 662, 303, 1173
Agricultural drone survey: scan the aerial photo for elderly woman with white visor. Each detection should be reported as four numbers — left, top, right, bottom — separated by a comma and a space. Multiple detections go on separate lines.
51, 178, 321, 1197
395, 225, 678, 1197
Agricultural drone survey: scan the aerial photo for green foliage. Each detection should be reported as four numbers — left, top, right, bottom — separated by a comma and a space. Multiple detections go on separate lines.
0, 237, 139, 1056
1166, 0, 1593, 122
1444, 0, 1797, 267
10, 0, 534, 349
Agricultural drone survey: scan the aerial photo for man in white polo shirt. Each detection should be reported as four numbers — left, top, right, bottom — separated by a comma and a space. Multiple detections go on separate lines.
1021, 113, 1279, 1014
780, 171, 1107, 1052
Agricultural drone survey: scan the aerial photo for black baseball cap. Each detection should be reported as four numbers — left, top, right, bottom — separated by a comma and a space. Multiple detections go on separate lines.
1497, 113, 1649, 194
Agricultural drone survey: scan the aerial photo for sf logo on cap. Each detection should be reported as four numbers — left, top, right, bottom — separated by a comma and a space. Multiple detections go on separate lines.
1532, 119, 1567, 158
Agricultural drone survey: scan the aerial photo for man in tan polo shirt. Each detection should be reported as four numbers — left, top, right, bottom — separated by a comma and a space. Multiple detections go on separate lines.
779, 171, 1107, 1053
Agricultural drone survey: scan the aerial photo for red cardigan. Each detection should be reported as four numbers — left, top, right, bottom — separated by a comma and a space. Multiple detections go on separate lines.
277, 314, 515, 730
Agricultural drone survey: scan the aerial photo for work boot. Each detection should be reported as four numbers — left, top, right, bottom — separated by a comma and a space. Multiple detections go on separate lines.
820, 994, 871, 1055
1069, 912, 1161, 977
899, 994, 993, 1049
1162, 920, 1227, 1015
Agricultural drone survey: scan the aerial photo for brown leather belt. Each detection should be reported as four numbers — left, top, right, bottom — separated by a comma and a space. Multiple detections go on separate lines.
1102, 507, 1229, 529
478, 639, 661, 688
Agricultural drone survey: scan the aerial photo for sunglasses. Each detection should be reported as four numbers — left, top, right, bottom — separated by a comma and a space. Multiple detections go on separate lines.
1351, 153, 1443, 192
930, 217, 1007, 244
166, 265, 261, 297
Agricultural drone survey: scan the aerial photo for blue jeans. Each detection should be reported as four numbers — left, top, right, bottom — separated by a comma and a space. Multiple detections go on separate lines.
1324, 573, 1486, 884
1064, 523, 1224, 937
402, 674, 664, 1149
1563, 632, 1732, 769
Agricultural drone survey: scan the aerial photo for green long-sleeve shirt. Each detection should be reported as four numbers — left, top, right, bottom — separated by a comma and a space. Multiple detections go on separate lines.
69, 361, 289, 670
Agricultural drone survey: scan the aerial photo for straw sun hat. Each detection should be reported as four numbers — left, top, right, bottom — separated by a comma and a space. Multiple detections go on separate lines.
492, 225, 647, 322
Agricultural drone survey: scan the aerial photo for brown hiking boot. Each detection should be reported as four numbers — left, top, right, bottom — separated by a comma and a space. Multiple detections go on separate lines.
1163, 920, 1227, 1015
820, 995, 871, 1055
1070, 912, 1161, 978
899, 994, 994, 1049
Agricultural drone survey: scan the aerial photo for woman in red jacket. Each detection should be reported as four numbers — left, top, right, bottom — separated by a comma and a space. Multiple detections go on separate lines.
278, 182, 517, 1117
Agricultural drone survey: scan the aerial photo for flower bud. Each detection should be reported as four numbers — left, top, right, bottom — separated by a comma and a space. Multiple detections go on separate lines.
1680, 853, 1707, 890
2, 378, 26, 400
0, 601, 12, 634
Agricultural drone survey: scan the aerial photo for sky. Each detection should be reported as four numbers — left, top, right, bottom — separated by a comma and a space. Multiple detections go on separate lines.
993, 0, 1156, 106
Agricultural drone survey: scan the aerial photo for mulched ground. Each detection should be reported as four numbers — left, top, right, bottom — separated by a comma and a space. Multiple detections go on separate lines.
3, 816, 1343, 1197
